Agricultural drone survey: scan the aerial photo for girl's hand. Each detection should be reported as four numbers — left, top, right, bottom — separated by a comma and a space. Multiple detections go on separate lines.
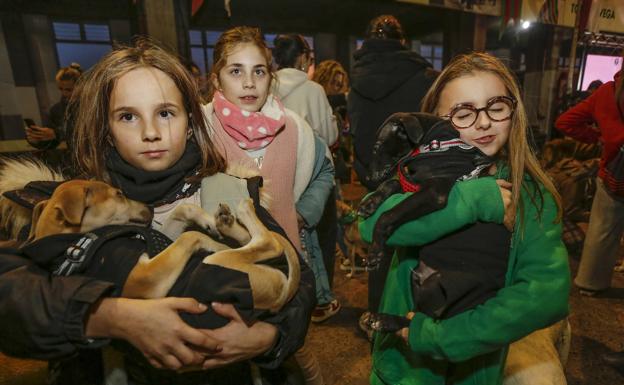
199, 302, 278, 369
396, 312, 415, 344
26, 126, 56, 142
85, 297, 222, 370
496, 179, 515, 231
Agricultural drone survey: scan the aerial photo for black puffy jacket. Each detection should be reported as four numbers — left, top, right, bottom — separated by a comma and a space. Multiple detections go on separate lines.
347, 39, 436, 190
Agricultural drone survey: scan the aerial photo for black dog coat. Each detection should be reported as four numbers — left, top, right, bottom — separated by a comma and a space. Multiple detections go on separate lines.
6, 179, 290, 330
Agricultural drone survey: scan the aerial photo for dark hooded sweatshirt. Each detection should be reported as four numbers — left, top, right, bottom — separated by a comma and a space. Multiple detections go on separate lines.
347, 39, 435, 190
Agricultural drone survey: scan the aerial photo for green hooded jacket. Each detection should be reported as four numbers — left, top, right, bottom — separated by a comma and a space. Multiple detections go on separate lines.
359, 174, 570, 385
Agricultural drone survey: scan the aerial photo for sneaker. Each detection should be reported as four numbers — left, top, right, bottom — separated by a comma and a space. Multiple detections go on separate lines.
311, 299, 341, 322
358, 311, 374, 341
578, 287, 605, 297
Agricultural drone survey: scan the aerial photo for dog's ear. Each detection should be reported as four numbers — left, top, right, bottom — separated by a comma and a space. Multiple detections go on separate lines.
402, 113, 445, 145
53, 186, 89, 226
26, 199, 48, 242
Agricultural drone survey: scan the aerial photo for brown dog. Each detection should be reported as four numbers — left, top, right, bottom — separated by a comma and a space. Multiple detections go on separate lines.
27, 180, 153, 241
336, 200, 368, 278
26, 180, 300, 314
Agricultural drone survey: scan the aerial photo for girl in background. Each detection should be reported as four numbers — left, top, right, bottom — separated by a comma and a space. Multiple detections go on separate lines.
205, 26, 335, 385
312, 59, 349, 116
273, 34, 340, 302
272, 34, 338, 148
360, 52, 570, 385
26, 63, 82, 150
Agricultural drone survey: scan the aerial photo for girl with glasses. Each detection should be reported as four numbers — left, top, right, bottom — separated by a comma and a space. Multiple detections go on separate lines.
360, 52, 570, 385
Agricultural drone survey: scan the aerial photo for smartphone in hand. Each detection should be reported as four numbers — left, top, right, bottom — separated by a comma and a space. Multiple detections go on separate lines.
24, 118, 36, 128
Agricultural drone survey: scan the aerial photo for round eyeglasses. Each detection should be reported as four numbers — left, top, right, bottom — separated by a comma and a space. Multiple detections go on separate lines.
442, 96, 517, 129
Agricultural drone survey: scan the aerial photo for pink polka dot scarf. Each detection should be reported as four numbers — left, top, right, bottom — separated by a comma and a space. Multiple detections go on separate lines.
213, 91, 286, 150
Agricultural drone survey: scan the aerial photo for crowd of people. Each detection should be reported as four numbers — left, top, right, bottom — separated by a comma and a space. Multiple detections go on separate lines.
3, 9, 624, 385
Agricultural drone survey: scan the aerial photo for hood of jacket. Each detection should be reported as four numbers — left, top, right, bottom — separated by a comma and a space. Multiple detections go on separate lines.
275, 68, 309, 100
351, 39, 432, 101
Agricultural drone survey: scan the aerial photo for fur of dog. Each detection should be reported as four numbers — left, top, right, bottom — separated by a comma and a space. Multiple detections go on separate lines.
503, 319, 571, 385
0, 158, 64, 244
26, 180, 153, 241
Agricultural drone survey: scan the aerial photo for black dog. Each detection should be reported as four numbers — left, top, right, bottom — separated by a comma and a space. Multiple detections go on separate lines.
358, 113, 511, 332
359, 112, 493, 266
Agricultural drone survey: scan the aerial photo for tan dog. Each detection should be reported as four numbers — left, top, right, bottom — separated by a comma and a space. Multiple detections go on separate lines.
503, 319, 571, 385
27, 180, 300, 314
0, 158, 65, 246
336, 200, 368, 278
27, 180, 153, 241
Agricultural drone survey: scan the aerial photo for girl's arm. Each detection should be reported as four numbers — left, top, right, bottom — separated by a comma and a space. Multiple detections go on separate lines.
359, 177, 506, 246
0, 251, 219, 369
0, 251, 113, 359
404, 188, 570, 362
555, 89, 600, 143
296, 136, 335, 228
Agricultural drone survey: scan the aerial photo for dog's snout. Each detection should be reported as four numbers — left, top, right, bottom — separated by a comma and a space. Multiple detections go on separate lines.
141, 206, 154, 223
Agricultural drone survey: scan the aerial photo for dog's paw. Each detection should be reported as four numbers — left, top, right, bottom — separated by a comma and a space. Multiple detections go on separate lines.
216, 203, 235, 229
367, 312, 411, 333
357, 195, 383, 219
366, 246, 385, 270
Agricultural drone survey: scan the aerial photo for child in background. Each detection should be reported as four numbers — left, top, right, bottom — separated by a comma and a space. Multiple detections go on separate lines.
204, 26, 336, 385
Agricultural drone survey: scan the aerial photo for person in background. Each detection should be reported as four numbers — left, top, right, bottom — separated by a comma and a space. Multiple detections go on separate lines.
348, 14, 436, 191
205, 26, 335, 384
312, 59, 353, 277
25, 63, 82, 151
556, 69, 623, 299
273, 33, 341, 305
312, 60, 349, 119
347, 14, 437, 338
587, 79, 604, 95
272, 34, 338, 148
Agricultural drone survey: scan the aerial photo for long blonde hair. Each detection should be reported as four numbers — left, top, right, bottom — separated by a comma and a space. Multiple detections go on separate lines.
312, 60, 349, 95
421, 52, 562, 225
70, 38, 225, 181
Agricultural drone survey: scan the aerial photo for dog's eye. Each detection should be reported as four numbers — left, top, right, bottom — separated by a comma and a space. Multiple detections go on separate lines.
116, 190, 124, 198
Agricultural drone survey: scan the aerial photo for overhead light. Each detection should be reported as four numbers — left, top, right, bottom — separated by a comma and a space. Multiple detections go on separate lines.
521, 20, 531, 29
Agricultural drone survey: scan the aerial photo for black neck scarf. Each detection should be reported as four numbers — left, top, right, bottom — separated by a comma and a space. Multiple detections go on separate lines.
106, 141, 202, 206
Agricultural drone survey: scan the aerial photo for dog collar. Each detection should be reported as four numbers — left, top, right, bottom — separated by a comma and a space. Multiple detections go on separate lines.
418, 138, 474, 153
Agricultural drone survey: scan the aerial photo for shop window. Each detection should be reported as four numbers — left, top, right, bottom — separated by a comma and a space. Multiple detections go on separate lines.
420, 43, 443, 71
52, 21, 112, 69
189, 29, 222, 74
